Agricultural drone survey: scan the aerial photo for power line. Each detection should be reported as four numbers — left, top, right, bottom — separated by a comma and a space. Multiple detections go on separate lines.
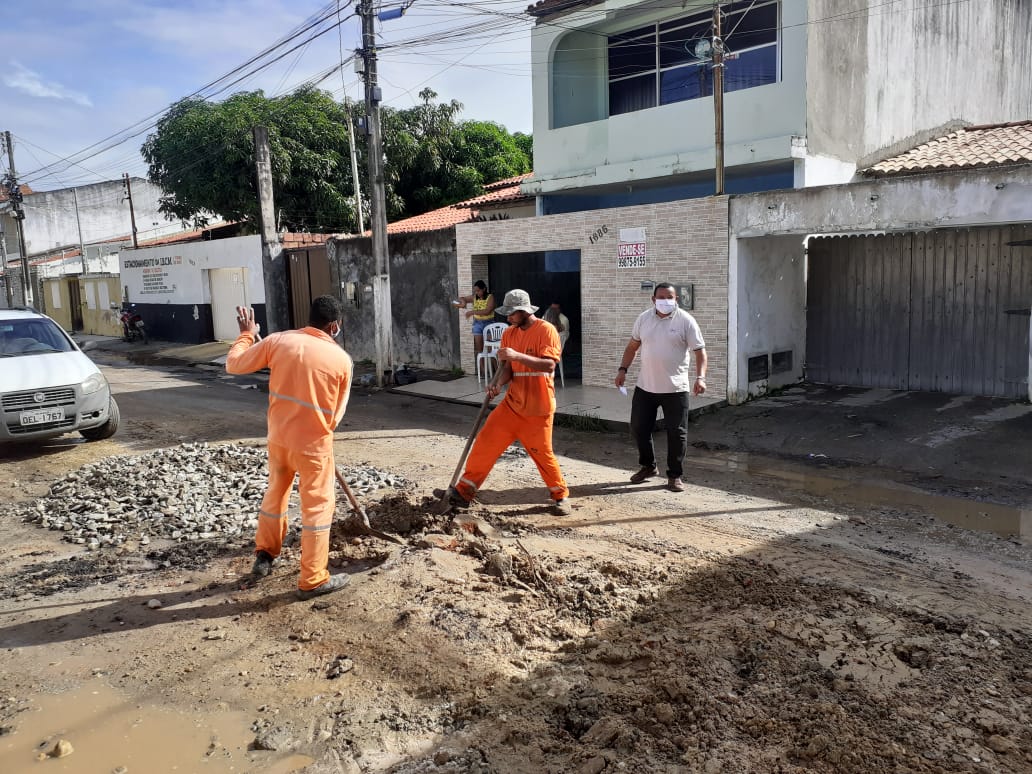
20, 2, 357, 185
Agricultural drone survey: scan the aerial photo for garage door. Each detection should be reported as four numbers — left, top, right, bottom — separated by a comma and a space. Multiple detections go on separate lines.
806, 225, 1031, 398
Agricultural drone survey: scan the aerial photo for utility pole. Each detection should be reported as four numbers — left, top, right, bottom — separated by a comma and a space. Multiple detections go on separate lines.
344, 96, 365, 234
712, 3, 726, 196
3, 131, 33, 306
0, 228, 12, 307
253, 125, 289, 333
122, 173, 139, 248
72, 188, 88, 275
359, 0, 394, 386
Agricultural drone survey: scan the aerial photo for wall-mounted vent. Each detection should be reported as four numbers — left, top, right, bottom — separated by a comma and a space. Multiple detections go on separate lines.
771, 350, 793, 374
748, 354, 770, 382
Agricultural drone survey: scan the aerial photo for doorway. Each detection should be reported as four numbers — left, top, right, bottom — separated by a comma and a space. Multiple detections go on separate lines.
487, 250, 581, 378
210, 268, 249, 341
67, 278, 83, 331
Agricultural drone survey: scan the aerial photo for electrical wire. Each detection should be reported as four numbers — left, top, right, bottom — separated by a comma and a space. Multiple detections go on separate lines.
20, 1, 357, 185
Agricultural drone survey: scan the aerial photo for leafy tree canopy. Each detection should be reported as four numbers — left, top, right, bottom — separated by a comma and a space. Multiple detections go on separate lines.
142, 86, 532, 233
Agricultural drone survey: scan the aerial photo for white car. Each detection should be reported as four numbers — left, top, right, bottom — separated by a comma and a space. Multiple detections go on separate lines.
0, 308, 119, 442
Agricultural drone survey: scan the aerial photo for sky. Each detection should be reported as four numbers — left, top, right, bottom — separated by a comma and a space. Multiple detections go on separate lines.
0, 0, 535, 192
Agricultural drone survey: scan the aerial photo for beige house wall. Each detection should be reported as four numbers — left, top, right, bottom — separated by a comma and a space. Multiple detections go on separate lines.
456, 196, 729, 395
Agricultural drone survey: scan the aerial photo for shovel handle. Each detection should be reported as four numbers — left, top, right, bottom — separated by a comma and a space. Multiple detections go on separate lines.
445, 368, 504, 492
334, 466, 371, 528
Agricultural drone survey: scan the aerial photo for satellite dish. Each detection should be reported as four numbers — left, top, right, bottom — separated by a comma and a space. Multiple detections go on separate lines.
686, 38, 712, 59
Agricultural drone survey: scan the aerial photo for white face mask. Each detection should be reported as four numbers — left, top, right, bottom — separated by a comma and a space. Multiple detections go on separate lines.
654, 298, 678, 314
331, 323, 342, 339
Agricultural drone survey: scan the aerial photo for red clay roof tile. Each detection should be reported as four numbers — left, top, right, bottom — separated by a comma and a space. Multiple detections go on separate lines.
863, 121, 1032, 178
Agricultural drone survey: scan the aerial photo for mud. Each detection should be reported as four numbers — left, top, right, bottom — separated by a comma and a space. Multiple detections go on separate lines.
1, 371, 1030, 773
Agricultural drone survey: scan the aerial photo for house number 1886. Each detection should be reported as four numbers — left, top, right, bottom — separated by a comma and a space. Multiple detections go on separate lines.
588, 225, 608, 244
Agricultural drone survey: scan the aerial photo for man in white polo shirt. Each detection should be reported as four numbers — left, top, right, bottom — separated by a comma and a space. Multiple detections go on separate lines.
614, 283, 708, 492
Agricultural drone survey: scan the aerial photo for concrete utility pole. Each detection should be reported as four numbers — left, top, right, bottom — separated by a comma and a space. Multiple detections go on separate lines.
3, 131, 33, 306
253, 125, 289, 333
0, 228, 13, 307
123, 173, 139, 248
344, 96, 365, 234
359, 0, 394, 386
712, 3, 726, 196
72, 188, 88, 275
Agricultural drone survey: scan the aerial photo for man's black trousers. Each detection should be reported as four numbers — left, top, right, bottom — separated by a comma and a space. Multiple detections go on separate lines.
630, 387, 689, 479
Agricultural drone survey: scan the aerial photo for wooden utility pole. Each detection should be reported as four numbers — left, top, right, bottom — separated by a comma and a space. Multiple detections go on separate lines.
72, 188, 88, 275
359, 0, 394, 386
712, 3, 726, 196
344, 96, 365, 234
3, 131, 32, 306
253, 125, 289, 333
123, 173, 139, 248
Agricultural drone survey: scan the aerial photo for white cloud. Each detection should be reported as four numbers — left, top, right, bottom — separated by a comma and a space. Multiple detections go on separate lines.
4, 61, 93, 107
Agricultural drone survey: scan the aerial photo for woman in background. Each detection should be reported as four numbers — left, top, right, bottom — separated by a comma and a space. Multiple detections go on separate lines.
456, 280, 496, 358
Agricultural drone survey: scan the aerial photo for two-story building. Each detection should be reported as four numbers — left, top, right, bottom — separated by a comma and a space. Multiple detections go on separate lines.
455, 0, 1032, 399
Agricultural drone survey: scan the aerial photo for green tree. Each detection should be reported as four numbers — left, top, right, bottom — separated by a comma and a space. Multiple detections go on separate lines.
143, 86, 357, 232
381, 89, 532, 218
142, 86, 533, 230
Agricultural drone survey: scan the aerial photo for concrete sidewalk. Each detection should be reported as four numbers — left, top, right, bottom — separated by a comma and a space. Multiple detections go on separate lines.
76, 333, 725, 429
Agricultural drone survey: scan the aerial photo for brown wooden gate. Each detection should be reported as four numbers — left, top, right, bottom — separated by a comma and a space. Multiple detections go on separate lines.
287, 247, 332, 329
807, 225, 1031, 398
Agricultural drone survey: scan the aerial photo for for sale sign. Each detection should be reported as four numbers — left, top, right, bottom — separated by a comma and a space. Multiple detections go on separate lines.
617, 227, 646, 269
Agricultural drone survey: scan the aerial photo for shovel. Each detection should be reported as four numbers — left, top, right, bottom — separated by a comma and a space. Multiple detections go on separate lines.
434, 368, 504, 515
334, 466, 405, 545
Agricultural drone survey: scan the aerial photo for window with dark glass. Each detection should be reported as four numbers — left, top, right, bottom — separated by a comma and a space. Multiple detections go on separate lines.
607, 0, 779, 116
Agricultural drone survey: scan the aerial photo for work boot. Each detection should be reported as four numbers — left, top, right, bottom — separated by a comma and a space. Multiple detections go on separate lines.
432, 487, 471, 510
296, 574, 350, 600
667, 477, 685, 493
251, 550, 274, 578
552, 498, 573, 516
629, 466, 658, 484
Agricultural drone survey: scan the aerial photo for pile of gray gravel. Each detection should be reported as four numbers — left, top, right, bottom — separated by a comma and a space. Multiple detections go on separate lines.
14, 442, 411, 550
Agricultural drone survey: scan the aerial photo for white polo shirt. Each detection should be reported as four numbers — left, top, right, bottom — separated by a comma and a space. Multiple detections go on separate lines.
631, 307, 706, 394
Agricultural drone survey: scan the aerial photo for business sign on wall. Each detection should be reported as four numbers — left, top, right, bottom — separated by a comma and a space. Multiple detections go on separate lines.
123, 254, 185, 296
617, 227, 646, 269
119, 235, 265, 306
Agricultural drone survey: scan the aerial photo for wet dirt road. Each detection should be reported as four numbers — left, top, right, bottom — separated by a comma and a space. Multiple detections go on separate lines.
1, 358, 1030, 773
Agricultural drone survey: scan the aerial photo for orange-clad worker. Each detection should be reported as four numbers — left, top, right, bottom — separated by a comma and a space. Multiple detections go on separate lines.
435, 289, 572, 516
226, 296, 354, 600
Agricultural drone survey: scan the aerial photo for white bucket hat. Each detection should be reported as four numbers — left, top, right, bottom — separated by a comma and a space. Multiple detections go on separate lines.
496, 289, 539, 315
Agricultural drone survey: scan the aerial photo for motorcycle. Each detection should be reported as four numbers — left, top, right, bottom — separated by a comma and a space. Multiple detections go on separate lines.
119, 304, 148, 344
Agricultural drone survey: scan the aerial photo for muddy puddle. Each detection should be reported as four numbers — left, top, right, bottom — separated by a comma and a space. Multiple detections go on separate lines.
690, 450, 1030, 541
0, 683, 311, 773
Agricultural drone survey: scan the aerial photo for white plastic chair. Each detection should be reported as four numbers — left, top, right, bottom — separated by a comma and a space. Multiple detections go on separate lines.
476, 322, 508, 386
556, 330, 569, 388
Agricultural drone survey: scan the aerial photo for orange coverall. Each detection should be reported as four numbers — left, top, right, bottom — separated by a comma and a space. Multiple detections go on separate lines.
226, 328, 353, 591
455, 318, 568, 503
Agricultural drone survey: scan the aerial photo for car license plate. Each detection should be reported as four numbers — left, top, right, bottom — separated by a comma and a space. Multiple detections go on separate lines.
20, 407, 65, 426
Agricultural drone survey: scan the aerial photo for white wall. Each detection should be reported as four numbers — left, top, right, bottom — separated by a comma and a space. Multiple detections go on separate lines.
806, 0, 1032, 163
731, 166, 1032, 238
20, 178, 181, 256
530, 0, 808, 191
728, 234, 807, 403
728, 165, 1032, 403
120, 235, 264, 305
